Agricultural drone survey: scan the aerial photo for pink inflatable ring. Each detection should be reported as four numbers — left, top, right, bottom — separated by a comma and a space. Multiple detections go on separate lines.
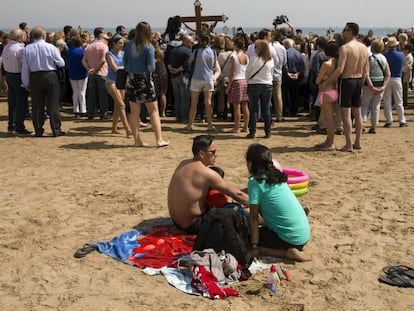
283, 168, 309, 185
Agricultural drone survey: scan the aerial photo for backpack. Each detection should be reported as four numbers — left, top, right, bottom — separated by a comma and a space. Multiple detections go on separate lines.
192, 208, 253, 279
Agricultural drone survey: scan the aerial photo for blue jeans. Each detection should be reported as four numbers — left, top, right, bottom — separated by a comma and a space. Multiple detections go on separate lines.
5, 72, 28, 132
170, 73, 190, 122
247, 84, 273, 136
86, 74, 108, 118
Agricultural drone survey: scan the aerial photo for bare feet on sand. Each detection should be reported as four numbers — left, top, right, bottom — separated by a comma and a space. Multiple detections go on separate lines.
286, 248, 313, 262
337, 146, 353, 152
352, 144, 362, 150
134, 141, 149, 147
111, 130, 121, 134
316, 144, 335, 151
157, 140, 170, 147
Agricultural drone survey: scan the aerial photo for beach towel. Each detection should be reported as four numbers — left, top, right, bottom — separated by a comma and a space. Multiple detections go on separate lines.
92, 220, 196, 269
75, 217, 279, 297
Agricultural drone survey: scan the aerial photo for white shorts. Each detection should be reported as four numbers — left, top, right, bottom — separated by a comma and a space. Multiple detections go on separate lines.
189, 78, 214, 92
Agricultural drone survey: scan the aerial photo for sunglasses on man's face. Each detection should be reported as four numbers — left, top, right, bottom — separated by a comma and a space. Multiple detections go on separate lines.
203, 149, 217, 155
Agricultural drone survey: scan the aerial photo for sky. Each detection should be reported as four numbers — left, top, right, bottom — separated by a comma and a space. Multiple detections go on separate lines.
1, 0, 413, 31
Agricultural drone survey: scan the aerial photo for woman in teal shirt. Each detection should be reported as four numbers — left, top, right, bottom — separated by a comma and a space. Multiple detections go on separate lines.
246, 143, 311, 262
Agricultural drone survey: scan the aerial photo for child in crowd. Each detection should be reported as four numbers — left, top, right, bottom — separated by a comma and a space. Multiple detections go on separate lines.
205, 166, 249, 217
245, 143, 312, 262
204, 166, 232, 210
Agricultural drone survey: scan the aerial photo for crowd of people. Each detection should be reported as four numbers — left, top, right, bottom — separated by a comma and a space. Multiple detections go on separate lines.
0, 19, 413, 263
0, 19, 413, 147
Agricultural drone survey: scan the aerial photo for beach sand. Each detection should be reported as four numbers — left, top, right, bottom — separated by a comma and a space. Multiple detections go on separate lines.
0, 97, 413, 311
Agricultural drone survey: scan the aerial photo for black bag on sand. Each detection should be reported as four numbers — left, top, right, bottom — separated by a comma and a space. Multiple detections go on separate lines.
193, 208, 253, 279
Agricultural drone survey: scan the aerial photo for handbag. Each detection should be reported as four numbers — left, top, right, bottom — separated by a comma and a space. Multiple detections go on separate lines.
214, 53, 232, 93
370, 55, 385, 87
248, 60, 267, 81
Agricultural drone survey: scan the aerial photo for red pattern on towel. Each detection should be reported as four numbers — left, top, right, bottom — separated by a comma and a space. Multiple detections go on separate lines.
128, 225, 196, 268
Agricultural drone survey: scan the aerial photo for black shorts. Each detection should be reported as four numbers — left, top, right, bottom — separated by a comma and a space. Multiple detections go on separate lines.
258, 225, 305, 250
172, 216, 203, 235
339, 78, 363, 108
116, 69, 127, 90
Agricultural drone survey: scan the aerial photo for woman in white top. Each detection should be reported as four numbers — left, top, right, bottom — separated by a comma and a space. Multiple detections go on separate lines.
245, 39, 274, 138
227, 36, 250, 133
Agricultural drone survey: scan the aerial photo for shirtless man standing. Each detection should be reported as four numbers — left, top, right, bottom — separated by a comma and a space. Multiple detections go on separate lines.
322, 22, 368, 152
168, 135, 249, 234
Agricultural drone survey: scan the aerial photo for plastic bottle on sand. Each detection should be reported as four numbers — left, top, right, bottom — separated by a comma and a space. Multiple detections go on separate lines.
265, 265, 277, 294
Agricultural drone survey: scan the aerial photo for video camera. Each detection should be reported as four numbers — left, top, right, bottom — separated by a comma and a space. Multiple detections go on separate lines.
273, 15, 289, 26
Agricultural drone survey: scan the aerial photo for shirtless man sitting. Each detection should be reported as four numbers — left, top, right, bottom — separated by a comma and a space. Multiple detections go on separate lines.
168, 135, 249, 234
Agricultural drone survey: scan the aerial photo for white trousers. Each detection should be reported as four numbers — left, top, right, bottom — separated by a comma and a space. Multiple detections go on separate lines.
382, 78, 406, 124
70, 78, 88, 114
361, 86, 384, 126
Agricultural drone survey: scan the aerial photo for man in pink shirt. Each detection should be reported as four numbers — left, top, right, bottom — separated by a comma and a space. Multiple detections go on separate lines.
82, 27, 109, 120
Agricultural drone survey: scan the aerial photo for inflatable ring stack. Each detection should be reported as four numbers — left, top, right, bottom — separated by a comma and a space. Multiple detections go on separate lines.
283, 168, 309, 196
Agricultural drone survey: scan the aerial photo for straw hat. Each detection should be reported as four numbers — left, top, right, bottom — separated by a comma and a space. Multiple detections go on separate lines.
387, 36, 399, 48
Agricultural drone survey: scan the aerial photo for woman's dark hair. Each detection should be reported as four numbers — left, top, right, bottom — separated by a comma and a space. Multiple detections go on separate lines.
324, 42, 339, 59
233, 36, 245, 50
198, 34, 210, 48
245, 143, 287, 184
164, 15, 181, 41
192, 135, 214, 156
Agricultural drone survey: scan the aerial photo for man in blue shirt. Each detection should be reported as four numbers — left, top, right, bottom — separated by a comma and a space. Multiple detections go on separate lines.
383, 37, 408, 128
22, 26, 66, 137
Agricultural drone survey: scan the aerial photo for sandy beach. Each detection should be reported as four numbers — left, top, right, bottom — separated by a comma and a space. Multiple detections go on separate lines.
0, 95, 413, 311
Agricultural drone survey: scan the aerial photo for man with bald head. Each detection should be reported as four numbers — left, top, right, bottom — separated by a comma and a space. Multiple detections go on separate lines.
21, 26, 65, 137
2, 28, 31, 136
167, 34, 194, 123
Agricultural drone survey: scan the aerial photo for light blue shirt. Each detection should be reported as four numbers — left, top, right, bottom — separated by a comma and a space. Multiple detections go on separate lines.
191, 47, 216, 81
248, 176, 310, 246
123, 41, 155, 74
271, 41, 287, 81
21, 39, 65, 87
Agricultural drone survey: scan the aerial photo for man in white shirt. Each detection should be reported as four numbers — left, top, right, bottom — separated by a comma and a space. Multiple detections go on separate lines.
271, 30, 287, 122
2, 28, 31, 136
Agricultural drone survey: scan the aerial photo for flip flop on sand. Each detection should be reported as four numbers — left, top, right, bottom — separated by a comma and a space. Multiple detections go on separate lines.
378, 271, 414, 288
382, 265, 414, 279
74, 243, 97, 258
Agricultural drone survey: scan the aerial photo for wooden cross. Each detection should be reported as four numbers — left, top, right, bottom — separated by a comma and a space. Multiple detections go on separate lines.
180, 0, 228, 34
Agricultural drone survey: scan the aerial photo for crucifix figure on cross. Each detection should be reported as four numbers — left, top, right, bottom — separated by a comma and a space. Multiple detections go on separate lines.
180, 0, 228, 35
